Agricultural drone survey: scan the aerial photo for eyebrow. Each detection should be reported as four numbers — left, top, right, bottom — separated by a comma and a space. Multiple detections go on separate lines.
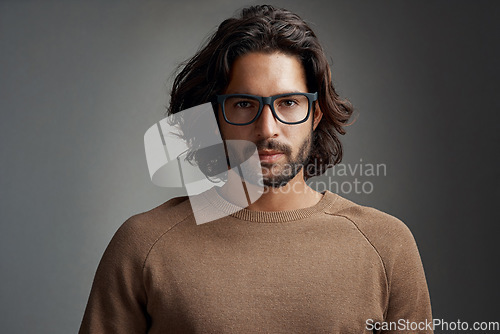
223, 90, 306, 96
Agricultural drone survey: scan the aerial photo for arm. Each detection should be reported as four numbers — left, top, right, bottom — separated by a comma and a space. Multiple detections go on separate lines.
328, 196, 433, 333
79, 218, 150, 333
382, 222, 433, 334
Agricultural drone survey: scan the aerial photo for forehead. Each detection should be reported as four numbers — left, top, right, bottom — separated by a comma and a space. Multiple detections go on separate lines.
224, 52, 308, 96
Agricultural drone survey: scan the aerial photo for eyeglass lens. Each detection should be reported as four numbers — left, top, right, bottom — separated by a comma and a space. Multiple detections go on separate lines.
224, 94, 310, 124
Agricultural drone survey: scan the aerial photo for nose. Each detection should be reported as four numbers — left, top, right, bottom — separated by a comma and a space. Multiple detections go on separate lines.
254, 104, 279, 138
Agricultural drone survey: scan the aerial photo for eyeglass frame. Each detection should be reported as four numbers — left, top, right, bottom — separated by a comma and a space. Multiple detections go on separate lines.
216, 92, 318, 126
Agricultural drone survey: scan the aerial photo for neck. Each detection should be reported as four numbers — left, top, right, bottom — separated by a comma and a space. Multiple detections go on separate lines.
218, 169, 323, 212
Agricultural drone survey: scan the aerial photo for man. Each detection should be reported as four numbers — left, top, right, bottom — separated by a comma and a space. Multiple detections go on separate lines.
80, 5, 432, 333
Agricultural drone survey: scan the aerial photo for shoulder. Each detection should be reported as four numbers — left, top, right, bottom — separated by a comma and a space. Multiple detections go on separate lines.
324, 193, 419, 267
121, 195, 192, 235
326, 193, 414, 242
104, 195, 193, 264
323, 193, 432, 322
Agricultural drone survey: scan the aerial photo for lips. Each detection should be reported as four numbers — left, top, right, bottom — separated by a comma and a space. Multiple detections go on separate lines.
258, 150, 284, 163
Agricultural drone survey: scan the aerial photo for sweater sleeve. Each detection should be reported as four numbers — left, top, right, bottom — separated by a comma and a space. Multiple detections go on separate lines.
356, 208, 433, 334
79, 217, 151, 333
334, 201, 433, 334
380, 219, 433, 333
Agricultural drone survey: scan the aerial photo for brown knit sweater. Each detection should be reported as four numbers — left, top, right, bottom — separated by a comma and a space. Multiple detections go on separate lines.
80, 189, 432, 333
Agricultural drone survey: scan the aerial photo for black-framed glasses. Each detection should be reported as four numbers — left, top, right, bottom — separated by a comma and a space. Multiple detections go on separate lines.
216, 92, 318, 126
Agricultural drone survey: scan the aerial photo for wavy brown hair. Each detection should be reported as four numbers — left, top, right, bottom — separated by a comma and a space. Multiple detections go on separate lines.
167, 4, 353, 179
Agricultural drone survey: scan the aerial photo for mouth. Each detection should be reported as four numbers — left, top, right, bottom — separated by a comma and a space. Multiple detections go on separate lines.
258, 150, 284, 163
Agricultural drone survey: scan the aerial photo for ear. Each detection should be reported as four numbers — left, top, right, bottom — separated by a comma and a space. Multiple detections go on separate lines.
312, 102, 323, 130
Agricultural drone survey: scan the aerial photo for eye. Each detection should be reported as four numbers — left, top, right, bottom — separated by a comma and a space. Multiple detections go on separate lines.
279, 99, 298, 108
235, 100, 253, 108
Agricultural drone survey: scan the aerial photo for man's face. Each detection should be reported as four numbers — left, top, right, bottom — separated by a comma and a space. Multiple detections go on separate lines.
218, 52, 322, 188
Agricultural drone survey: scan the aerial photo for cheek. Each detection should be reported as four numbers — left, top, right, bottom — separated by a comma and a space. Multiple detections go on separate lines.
217, 111, 251, 140
223, 127, 253, 140
216, 110, 231, 139
217, 120, 246, 140
286, 124, 311, 143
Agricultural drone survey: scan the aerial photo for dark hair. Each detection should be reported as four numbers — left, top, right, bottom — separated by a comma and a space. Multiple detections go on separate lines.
168, 4, 353, 178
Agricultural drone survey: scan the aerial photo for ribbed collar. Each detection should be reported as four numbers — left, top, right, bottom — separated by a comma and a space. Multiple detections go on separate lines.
200, 187, 338, 223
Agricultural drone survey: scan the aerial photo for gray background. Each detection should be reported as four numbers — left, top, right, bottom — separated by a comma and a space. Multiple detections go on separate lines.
1, 0, 499, 333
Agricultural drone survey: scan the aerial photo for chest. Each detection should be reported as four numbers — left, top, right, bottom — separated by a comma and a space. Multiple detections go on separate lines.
143, 225, 387, 333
